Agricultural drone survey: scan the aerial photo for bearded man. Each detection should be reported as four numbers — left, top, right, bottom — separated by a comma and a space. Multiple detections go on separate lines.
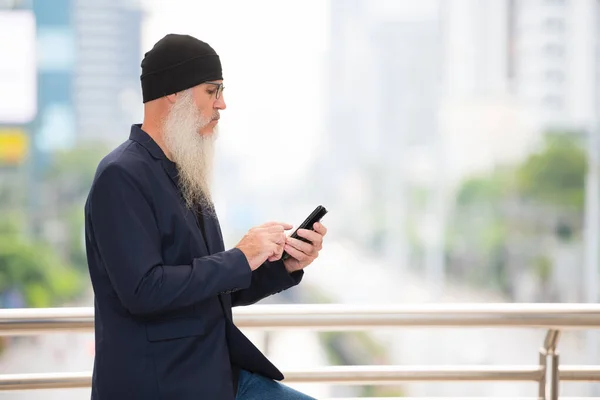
84, 34, 326, 400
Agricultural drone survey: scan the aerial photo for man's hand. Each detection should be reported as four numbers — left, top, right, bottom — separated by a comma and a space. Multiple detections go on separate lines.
235, 222, 292, 270
283, 222, 327, 273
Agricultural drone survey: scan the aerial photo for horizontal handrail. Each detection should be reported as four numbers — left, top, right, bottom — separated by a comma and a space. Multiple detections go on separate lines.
3, 304, 600, 397
2, 365, 600, 390
0, 372, 91, 390
559, 366, 600, 381
284, 365, 545, 383
3, 303, 600, 335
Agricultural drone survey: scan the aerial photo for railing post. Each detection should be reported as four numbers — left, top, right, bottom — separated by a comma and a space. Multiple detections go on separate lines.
540, 329, 561, 400
539, 349, 547, 400
550, 352, 560, 400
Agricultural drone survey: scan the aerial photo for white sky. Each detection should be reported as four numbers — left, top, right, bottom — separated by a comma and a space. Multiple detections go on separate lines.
141, 1, 442, 186
142, 0, 330, 185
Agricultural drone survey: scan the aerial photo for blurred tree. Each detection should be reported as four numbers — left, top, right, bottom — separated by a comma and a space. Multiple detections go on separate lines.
456, 166, 516, 206
516, 131, 587, 210
0, 213, 22, 235
0, 142, 108, 309
0, 224, 82, 308
446, 131, 587, 298
41, 141, 109, 272
45, 141, 109, 201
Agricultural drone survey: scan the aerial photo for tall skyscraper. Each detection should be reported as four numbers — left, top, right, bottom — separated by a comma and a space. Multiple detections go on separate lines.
72, 0, 143, 143
439, 0, 600, 181
26, 0, 143, 238
32, 0, 143, 151
320, 0, 443, 273
440, 0, 511, 100
442, 0, 599, 133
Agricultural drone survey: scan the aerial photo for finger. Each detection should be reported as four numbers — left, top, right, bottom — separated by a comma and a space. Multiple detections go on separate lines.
273, 243, 284, 260
296, 229, 323, 247
283, 243, 310, 262
278, 232, 287, 247
268, 224, 292, 234
313, 222, 327, 236
286, 236, 314, 255
267, 240, 285, 261
267, 231, 287, 245
263, 225, 294, 235
263, 232, 287, 247
262, 221, 293, 230
261, 225, 283, 235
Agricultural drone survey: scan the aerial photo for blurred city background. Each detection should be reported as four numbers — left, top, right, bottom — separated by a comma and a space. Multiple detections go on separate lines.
1, 0, 599, 397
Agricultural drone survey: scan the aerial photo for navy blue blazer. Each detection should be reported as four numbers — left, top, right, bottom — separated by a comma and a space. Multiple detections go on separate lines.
84, 124, 303, 400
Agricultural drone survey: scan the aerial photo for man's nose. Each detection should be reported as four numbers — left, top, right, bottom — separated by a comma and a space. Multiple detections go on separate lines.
215, 95, 226, 110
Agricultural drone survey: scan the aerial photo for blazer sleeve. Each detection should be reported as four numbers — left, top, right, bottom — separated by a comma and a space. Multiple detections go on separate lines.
87, 163, 252, 316
230, 260, 303, 307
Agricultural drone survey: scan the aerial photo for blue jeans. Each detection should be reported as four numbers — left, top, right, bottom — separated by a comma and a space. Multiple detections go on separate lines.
235, 370, 317, 400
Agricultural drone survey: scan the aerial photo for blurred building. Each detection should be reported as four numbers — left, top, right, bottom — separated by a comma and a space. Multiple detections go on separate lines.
439, 0, 528, 180
439, 0, 599, 181
442, 0, 599, 133
32, 0, 143, 153
318, 0, 598, 289
323, 0, 441, 174
511, 0, 598, 132
72, 0, 143, 143
440, 0, 511, 100
0, 0, 144, 236
319, 0, 443, 274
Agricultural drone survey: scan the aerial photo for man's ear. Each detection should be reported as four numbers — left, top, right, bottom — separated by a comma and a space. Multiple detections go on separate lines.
166, 93, 177, 104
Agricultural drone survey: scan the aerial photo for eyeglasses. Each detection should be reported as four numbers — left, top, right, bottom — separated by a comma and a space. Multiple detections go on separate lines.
206, 82, 225, 100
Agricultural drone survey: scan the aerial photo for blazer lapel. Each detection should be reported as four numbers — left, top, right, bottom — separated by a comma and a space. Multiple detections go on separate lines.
161, 160, 210, 256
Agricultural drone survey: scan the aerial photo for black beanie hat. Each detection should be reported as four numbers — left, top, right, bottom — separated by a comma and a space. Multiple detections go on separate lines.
140, 34, 223, 103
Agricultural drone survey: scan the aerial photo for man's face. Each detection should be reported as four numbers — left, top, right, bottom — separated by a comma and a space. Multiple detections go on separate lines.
162, 82, 226, 212
191, 80, 227, 136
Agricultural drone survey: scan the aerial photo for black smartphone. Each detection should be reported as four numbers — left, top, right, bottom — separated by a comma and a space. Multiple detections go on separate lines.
281, 205, 328, 261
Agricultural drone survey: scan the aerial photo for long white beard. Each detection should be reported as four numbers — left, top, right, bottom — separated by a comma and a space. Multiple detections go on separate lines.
163, 89, 218, 214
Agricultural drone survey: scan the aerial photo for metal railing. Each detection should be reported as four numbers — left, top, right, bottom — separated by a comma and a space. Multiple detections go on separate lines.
2, 303, 600, 399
